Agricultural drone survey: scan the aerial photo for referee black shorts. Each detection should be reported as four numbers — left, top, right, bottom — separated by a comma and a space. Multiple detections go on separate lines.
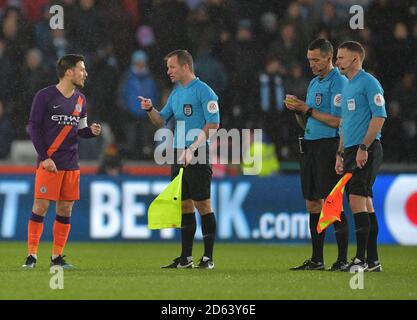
171, 148, 213, 202
300, 137, 340, 201
343, 140, 383, 198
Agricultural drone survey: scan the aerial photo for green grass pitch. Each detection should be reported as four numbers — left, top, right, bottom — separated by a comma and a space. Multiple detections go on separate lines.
1, 242, 416, 300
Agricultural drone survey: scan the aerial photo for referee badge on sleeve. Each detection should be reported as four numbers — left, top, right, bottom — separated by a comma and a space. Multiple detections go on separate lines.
334, 94, 342, 107
374, 93, 385, 107
207, 100, 219, 114
183, 104, 193, 116
315, 93, 322, 106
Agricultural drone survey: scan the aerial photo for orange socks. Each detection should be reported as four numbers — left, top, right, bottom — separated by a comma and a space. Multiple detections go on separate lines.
28, 213, 45, 256
27, 213, 71, 257
52, 215, 71, 256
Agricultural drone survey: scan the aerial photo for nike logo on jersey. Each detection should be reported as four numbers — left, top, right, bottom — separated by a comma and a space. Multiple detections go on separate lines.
53, 105, 61, 109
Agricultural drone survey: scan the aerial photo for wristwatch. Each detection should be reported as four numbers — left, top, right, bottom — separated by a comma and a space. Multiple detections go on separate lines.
359, 144, 368, 151
305, 107, 313, 118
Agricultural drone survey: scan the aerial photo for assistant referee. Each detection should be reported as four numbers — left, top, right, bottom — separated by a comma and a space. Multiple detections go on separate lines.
285, 39, 349, 271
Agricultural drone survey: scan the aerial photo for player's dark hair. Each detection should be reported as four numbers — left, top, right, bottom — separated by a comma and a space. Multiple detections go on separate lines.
308, 38, 334, 57
56, 54, 85, 79
165, 49, 194, 73
338, 41, 365, 61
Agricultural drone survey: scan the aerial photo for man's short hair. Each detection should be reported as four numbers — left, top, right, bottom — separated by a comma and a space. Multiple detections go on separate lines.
56, 54, 85, 79
338, 41, 365, 61
308, 38, 333, 57
165, 49, 194, 73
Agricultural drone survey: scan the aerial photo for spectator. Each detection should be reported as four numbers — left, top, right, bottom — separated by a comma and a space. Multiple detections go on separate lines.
391, 72, 417, 119
70, 0, 103, 59
194, 44, 228, 97
251, 55, 294, 160
149, 0, 189, 58
316, 1, 344, 39
259, 11, 280, 50
382, 101, 408, 162
14, 48, 52, 139
285, 62, 309, 101
269, 22, 303, 65
231, 19, 262, 128
88, 42, 121, 138
0, 38, 17, 104
118, 50, 159, 159
0, 100, 14, 159
1, 6, 29, 66
385, 22, 413, 85
97, 143, 123, 176
186, 4, 217, 53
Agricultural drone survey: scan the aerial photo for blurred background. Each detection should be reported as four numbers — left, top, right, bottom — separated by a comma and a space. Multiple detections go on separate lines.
0, 0, 416, 245
0, 0, 416, 168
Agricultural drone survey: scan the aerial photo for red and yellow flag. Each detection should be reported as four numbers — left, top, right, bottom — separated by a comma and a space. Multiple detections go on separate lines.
317, 173, 352, 234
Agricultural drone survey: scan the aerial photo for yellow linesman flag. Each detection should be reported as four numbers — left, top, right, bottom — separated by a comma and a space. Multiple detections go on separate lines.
148, 168, 183, 230
317, 173, 352, 234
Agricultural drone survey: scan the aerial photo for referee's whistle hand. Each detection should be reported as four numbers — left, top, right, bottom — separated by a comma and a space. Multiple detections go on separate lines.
138, 96, 152, 110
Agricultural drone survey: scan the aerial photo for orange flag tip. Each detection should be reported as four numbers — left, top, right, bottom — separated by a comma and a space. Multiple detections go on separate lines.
317, 172, 353, 234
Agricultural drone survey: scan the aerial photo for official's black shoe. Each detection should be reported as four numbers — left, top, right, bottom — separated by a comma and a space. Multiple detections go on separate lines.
161, 256, 193, 269
366, 260, 382, 272
22, 255, 37, 269
340, 257, 368, 272
50, 255, 75, 270
196, 256, 214, 269
290, 259, 325, 271
327, 260, 349, 271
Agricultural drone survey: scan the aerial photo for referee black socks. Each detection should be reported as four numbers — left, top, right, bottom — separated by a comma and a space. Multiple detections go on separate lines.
333, 211, 349, 262
181, 212, 196, 258
201, 212, 216, 260
353, 212, 370, 261
367, 212, 379, 262
309, 213, 324, 263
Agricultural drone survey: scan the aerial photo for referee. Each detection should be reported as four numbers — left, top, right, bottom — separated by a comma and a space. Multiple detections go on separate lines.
285, 39, 349, 271
139, 50, 220, 269
335, 41, 386, 272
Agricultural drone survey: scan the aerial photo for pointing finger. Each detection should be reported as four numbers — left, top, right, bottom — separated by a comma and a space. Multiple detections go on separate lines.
138, 96, 149, 102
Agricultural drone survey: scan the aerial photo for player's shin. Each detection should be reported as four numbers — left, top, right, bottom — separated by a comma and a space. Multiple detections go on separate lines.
52, 215, 71, 258
309, 213, 325, 263
367, 212, 379, 262
28, 213, 45, 257
334, 211, 349, 262
181, 212, 196, 258
353, 212, 370, 261
201, 212, 216, 259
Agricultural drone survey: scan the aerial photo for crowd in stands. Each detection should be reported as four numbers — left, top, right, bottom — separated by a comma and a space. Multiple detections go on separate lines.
0, 0, 416, 164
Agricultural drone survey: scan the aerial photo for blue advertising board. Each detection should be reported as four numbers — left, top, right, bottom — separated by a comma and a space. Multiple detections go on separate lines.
1, 174, 416, 245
